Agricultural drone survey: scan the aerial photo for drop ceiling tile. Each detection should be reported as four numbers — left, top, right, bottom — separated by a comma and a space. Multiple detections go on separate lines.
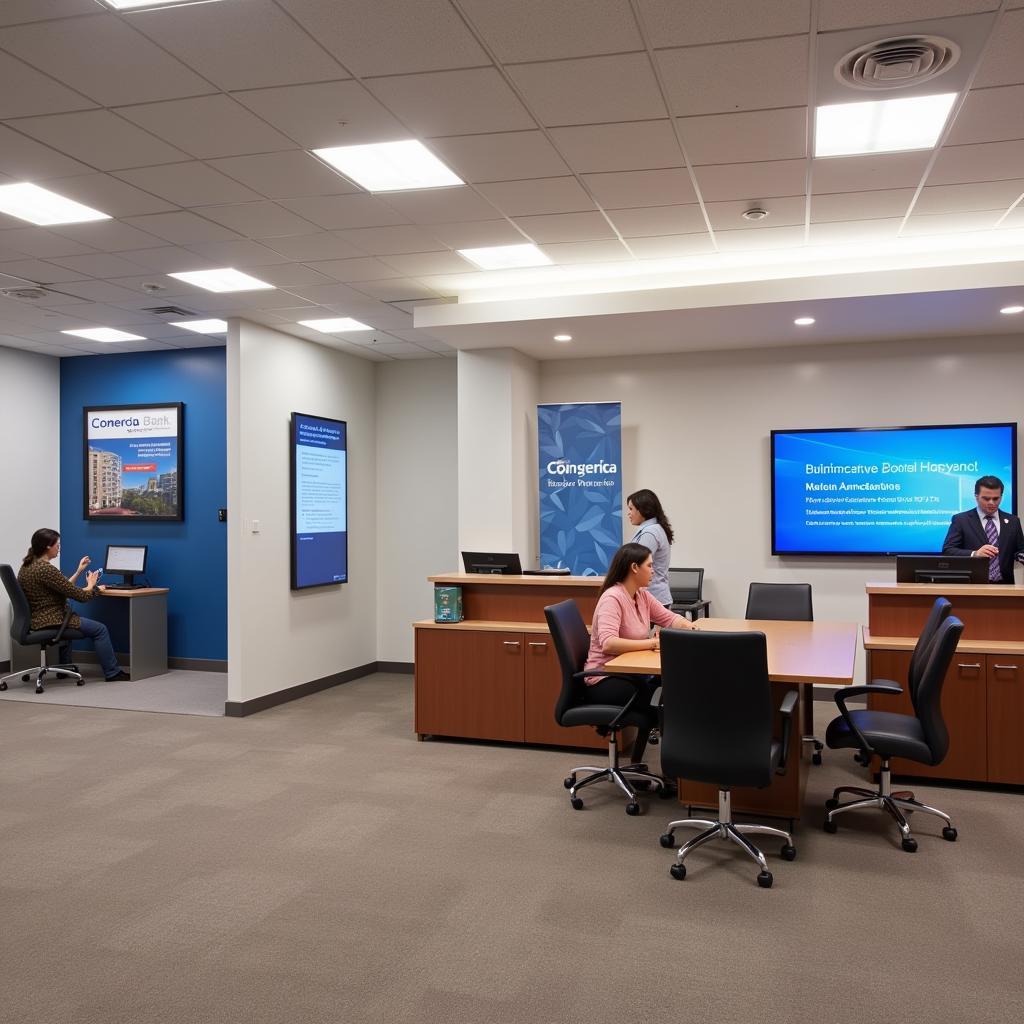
307, 258, 405, 282
246, 264, 336, 289
818, 0, 998, 32
380, 188, 502, 225
351, 279, 443, 301
0, 15, 213, 106
901, 210, 1003, 235
476, 177, 596, 217
366, 69, 535, 137
638, 0, 811, 46
108, 274, 206, 298
425, 132, 569, 187
10, 110, 189, 171
998, 204, 1024, 228
117, 96, 295, 160
233, 81, 406, 150
0, 228, 96, 259
0, 258, 91, 284
49, 252, 150, 279
380, 252, 474, 276
812, 152, 930, 193
656, 35, 809, 117
807, 218, 902, 244
0, 51, 95, 118
926, 140, 1024, 185
694, 159, 806, 202
680, 107, 807, 165
607, 204, 706, 237
55, 279, 151, 306
263, 233, 368, 262
915, 180, 1024, 215
129, 0, 347, 91
0, 125, 93, 179
334, 225, 446, 255
49, 220, 165, 253
507, 53, 667, 127
541, 239, 633, 263
43, 173, 179, 217
945, 86, 1024, 146
426, 220, 526, 249
512, 211, 615, 243
714, 224, 806, 251
120, 212, 243, 245
278, 194, 410, 230
197, 202, 319, 239
183, 239, 292, 267
363, 342, 438, 359
209, 152, 359, 200
115, 163, 263, 207
705, 196, 806, 231
0, 237, 30, 260
550, 121, 683, 173
283, 281, 380, 306
810, 189, 915, 222
583, 168, 697, 208
277, 0, 488, 76
0, 2, 100, 27
972, 9, 1024, 88
458, 0, 643, 61
104, 246, 215, 274
626, 233, 715, 257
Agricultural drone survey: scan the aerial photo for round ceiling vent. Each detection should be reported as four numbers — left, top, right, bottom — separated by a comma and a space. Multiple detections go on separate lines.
835, 35, 960, 91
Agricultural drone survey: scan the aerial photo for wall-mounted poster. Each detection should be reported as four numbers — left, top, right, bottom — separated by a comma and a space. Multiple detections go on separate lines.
83, 403, 184, 521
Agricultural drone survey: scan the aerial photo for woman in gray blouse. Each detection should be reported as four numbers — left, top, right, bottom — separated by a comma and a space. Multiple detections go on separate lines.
626, 489, 675, 606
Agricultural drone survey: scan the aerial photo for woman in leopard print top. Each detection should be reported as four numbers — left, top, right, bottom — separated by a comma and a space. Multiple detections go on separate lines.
18, 529, 127, 682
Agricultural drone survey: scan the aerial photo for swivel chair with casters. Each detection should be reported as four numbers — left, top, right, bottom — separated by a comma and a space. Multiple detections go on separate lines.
823, 614, 963, 852
657, 628, 798, 888
544, 599, 668, 816
667, 568, 709, 620
1, 564, 84, 695
745, 582, 823, 766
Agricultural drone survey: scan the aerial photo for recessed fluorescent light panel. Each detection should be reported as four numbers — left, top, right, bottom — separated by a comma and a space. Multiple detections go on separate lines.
168, 268, 273, 293
62, 328, 145, 342
103, 1, 225, 10
457, 244, 553, 270
0, 183, 110, 226
313, 140, 463, 192
814, 93, 957, 157
794, 317, 815, 326
169, 319, 228, 335
1000, 305, 1024, 315
298, 318, 373, 333
553, 334, 573, 342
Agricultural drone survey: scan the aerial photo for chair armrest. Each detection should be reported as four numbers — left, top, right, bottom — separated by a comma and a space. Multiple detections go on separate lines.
775, 689, 799, 775
51, 606, 74, 646
831, 683, 902, 758
572, 669, 647, 730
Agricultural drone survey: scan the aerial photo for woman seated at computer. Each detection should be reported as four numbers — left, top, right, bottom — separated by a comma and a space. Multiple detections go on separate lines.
583, 542, 694, 707
18, 528, 128, 682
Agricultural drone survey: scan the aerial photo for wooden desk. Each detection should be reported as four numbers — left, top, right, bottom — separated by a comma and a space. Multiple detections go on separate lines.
97, 586, 169, 680
607, 618, 858, 821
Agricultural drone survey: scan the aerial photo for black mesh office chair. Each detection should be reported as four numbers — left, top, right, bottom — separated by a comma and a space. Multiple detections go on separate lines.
667, 567, 710, 619
658, 628, 798, 888
1, 564, 84, 694
745, 582, 823, 766
544, 599, 668, 816
823, 613, 963, 852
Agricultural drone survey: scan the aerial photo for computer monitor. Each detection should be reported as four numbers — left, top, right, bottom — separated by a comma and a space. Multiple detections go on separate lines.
461, 551, 522, 575
104, 544, 148, 588
895, 554, 988, 584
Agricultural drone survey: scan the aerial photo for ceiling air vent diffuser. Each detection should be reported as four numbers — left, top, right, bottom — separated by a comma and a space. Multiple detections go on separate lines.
144, 305, 198, 318
836, 36, 960, 90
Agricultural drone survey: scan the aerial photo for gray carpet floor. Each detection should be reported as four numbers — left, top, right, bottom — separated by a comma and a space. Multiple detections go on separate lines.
1, 673, 1021, 1024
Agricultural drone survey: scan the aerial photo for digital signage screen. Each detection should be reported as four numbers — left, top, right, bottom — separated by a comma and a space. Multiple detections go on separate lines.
290, 412, 348, 589
771, 422, 1017, 556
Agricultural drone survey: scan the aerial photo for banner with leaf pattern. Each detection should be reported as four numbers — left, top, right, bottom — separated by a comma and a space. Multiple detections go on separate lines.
538, 402, 622, 576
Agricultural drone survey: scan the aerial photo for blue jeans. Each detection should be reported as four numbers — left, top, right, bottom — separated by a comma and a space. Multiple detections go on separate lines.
66, 617, 123, 680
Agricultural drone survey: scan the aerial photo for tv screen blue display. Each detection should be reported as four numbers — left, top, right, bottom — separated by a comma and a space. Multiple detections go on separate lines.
291, 412, 348, 588
772, 423, 1017, 556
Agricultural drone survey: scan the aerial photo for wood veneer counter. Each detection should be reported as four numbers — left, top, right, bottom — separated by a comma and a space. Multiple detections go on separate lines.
863, 626, 1024, 655
414, 619, 556, 634
428, 573, 601, 587
97, 587, 169, 597
865, 582, 1024, 598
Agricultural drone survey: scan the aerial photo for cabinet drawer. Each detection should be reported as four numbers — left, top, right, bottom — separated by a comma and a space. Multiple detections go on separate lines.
987, 655, 1024, 785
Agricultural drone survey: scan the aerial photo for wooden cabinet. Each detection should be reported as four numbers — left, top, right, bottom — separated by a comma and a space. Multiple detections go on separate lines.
522, 632, 603, 748
986, 655, 1024, 785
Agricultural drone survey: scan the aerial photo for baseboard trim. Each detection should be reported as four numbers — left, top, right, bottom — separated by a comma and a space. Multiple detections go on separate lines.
376, 661, 414, 674
224, 661, 381, 717
73, 651, 227, 673
0, 659, 9, 673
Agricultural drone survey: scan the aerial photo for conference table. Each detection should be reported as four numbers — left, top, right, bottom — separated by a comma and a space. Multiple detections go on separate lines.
606, 618, 858, 822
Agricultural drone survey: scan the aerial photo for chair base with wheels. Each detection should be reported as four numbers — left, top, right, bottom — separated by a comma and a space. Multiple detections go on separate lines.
0, 645, 84, 694
823, 757, 957, 853
660, 788, 796, 888
564, 726, 670, 816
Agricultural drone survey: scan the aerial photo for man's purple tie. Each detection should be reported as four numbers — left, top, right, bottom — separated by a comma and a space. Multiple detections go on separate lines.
984, 515, 1000, 581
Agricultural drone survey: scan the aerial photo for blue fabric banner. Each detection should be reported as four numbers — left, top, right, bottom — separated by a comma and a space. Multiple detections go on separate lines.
538, 402, 622, 576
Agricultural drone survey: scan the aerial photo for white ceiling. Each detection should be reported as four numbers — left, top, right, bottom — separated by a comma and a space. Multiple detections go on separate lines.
0, 0, 1021, 362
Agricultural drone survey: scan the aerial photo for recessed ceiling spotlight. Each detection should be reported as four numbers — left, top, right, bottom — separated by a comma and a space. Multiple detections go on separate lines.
0, 183, 110, 226
457, 244, 552, 270
553, 334, 573, 342
167, 268, 274, 293
815, 93, 957, 157
298, 317, 373, 333
169, 319, 228, 335
742, 207, 769, 221
794, 317, 816, 326
62, 328, 145, 342
999, 304, 1024, 315
312, 140, 464, 192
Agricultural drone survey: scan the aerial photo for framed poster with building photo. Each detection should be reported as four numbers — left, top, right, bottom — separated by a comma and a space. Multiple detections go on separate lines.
83, 403, 184, 521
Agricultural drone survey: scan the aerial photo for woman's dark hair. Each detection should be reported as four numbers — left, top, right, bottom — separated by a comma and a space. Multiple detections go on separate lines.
601, 542, 653, 594
22, 528, 59, 568
626, 488, 674, 544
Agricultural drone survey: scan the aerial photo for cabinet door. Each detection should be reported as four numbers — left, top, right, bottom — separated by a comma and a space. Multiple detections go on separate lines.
415, 630, 525, 742
522, 633, 605, 749
987, 655, 1024, 785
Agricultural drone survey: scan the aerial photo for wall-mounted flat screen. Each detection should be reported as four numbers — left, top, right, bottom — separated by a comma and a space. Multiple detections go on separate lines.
772, 423, 1017, 556
291, 413, 347, 589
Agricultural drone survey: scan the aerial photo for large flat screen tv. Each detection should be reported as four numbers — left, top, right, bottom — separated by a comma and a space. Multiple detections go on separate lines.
771, 423, 1017, 556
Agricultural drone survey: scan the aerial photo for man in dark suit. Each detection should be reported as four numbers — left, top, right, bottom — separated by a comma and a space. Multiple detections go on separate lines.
942, 475, 1024, 583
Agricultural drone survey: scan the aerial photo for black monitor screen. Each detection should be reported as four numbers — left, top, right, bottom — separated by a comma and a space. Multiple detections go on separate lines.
105, 545, 147, 574
461, 552, 522, 575
895, 555, 989, 584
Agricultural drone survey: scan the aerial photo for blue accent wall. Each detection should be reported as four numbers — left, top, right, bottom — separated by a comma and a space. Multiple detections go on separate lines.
59, 348, 226, 661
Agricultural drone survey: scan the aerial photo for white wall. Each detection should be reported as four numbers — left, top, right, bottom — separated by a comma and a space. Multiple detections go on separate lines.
0, 347, 60, 662
226, 321, 378, 704
375, 358, 458, 663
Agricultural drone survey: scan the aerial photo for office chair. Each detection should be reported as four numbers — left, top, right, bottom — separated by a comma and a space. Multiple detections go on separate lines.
1, 564, 85, 695
544, 599, 668, 816
745, 582, 823, 766
823, 614, 963, 852
658, 628, 798, 888
667, 567, 710, 619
